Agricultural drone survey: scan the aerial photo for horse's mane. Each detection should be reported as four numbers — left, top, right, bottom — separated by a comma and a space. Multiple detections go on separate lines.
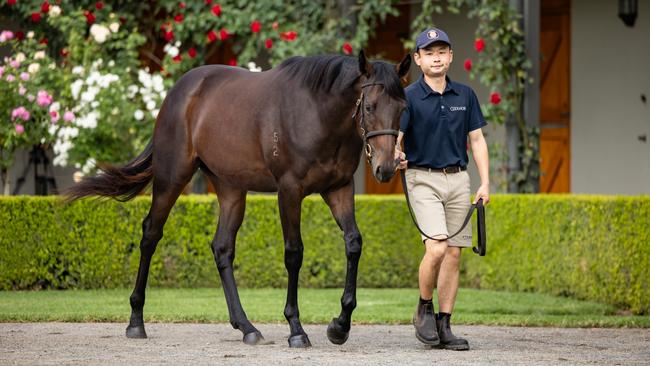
277, 55, 405, 100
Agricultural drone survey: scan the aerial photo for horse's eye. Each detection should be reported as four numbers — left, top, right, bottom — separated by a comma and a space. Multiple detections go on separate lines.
364, 104, 375, 113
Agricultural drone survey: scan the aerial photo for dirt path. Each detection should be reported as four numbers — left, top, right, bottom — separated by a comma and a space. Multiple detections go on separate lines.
1, 323, 649, 365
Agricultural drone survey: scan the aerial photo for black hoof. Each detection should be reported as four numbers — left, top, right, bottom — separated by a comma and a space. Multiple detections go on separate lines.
326, 318, 350, 345
288, 334, 312, 348
243, 331, 266, 345
125, 325, 147, 339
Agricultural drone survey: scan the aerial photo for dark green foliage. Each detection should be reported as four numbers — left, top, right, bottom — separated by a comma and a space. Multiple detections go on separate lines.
1, 195, 648, 314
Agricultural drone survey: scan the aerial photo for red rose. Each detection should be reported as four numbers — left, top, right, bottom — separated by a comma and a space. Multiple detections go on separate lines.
61, 48, 69, 57
7, 0, 16, 5
228, 58, 237, 66
206, 30, 217, 43
211, 4, 221, 16
264, 38, 273, 49
164, 30, 174, 42
84, 10, 96, 24
251, 20, 261, 33
95, 1, 104, 10
119, 16, 127, 24
272, 21, 279, 30
39, 37, 48, 44
188, 47, 197, 58
474, 38, 485, 53
41, 1, 50, 13
490, 92, 501, 105
205, 0, 212, 4
280, 31, 297, 41
172, 54, 182, 62
219, 28, 229, 40
174, 14, 183, 23
179, 2, 185, 9
463, 58, 472, 71
342, 42, 353, 55
31, 12, 41, 22
15, 31, 24, 40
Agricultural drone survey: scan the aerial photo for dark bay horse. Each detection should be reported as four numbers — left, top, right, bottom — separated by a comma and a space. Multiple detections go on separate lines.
65, 51, 411, 347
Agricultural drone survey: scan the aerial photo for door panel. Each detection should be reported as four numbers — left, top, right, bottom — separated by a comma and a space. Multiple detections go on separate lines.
540, 0, 571, 192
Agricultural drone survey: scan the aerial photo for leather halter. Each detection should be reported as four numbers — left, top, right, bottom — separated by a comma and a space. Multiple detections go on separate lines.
351, 82, 399, 164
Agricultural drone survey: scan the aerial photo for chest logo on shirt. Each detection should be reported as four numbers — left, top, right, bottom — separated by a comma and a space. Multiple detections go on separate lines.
449, 106, 467, 112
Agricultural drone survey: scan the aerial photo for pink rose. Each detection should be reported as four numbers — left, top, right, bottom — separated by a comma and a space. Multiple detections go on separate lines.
15, 124, 25, 134
37, 90, 53, 107
63, 110, 75, 122
20, 72, 29, 81
6, 74, 15, 82
50, 110, 60, 123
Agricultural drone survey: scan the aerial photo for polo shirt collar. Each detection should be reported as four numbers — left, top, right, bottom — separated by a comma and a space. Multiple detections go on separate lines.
418, 76, 459, 99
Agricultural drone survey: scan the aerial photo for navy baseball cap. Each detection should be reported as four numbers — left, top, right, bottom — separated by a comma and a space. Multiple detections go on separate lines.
415, 28, 451, 51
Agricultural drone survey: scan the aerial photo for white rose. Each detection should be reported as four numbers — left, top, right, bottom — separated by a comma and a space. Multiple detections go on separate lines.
27, 31, 34, 39
146, 100, 156, 111
109, 22, 120, 33
34, 51, 46, 60
28, 63, 40, 74
90, 24, 111, 44
134, 109, 144, 121
15, 52, 26, 63
72, 66, 85, 75
50, 5, 61, 17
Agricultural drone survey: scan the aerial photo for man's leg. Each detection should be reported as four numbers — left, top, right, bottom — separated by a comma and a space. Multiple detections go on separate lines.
419, 239, 447, 300
414, 238, 447, 345
437, 246, 461, 312
436, 245, 469, 350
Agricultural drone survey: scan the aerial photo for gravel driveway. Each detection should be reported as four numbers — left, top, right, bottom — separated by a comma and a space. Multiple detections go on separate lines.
2, 323, 649, 365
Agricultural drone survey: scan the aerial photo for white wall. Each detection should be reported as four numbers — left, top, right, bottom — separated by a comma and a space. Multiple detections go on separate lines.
572, 0, 650, 194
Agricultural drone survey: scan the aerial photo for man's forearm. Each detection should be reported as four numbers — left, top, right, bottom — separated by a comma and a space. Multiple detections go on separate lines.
471, 138, 489, 186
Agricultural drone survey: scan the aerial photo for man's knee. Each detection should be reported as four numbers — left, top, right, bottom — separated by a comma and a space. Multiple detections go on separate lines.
424, 238, 448, 260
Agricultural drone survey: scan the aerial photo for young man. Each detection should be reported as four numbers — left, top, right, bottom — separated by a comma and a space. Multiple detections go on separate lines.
395, 27, 490, 350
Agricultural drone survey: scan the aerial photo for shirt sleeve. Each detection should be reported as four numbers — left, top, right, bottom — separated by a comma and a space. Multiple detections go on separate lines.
468, 89, 487, 131
399, 104, 411, 132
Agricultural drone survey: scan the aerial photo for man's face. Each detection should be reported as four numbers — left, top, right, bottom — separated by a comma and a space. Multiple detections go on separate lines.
414, 43, 453, 78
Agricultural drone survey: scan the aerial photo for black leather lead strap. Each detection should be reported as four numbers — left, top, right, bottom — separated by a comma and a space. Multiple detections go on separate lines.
399, 169, 486, 256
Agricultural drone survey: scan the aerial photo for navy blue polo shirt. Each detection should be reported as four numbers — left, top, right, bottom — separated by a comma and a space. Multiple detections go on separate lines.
400, 76, 486, 169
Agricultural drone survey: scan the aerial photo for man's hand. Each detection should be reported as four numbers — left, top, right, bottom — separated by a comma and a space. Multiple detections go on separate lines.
394, 148, 408, 170
474, 184, 490, 204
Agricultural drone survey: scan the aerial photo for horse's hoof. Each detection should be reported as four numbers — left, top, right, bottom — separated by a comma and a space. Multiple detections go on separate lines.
125, 325, 147, 339
243, 331, 265, 345
326, 318, 349, 345
288, 334, 312, 348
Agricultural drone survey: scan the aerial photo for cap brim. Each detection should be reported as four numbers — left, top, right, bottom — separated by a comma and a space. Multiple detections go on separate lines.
416, 39, 451, 51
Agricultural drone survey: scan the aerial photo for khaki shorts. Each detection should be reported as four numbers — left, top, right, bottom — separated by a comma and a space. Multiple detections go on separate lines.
404, 168, 473, 247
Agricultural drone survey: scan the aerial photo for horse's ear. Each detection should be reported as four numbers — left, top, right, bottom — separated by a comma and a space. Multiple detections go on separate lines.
396, 54, 411, 78
358, 49, 372, 76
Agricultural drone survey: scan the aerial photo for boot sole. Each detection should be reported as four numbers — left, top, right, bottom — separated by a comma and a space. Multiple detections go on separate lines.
437, 342, 470, 351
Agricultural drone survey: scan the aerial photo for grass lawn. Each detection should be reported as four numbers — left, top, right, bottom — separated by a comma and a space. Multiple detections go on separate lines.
1, 288, 648, 327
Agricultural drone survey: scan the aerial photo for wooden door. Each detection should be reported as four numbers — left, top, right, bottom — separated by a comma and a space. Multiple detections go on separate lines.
364, 4, 410, 194
540, 0, 571, 192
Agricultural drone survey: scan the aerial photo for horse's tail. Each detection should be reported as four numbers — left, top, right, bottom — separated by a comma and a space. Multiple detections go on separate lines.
63, 141, 154, 202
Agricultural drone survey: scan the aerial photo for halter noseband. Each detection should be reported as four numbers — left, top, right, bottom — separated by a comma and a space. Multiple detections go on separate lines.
351, 82, 399, 164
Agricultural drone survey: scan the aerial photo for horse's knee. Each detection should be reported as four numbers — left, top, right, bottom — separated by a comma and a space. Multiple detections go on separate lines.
211, 239, 234, 270
130, 293, 145, 310
344, 231, 362, 259
284, 244, 304, 269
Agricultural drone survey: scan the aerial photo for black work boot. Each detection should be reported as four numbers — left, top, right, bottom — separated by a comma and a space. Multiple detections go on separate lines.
436, 312, 470, 350
412, 298, 440, 346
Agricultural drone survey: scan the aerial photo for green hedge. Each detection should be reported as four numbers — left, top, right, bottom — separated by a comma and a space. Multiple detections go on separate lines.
1, 194, 648, 314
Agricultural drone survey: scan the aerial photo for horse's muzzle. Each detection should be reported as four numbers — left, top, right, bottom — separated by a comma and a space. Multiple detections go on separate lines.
374, 161, 397, 183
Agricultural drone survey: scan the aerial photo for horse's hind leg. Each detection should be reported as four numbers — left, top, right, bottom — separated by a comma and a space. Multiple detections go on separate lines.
278, 184, 311, 348
126, 155, 196, 338
208, 181, 264, 345
321, 180, 362, 345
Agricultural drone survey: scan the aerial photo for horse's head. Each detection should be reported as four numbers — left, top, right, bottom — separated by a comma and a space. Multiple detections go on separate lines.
355, 50, 411, 183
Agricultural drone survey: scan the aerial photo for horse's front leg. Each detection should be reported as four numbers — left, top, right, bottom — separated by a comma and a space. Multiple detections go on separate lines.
277, 184, 311, 348
321, 180, 362, 345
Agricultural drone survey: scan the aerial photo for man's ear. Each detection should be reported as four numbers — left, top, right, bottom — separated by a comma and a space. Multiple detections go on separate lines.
358, 49, 373, 76
396, 54, 411, 78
